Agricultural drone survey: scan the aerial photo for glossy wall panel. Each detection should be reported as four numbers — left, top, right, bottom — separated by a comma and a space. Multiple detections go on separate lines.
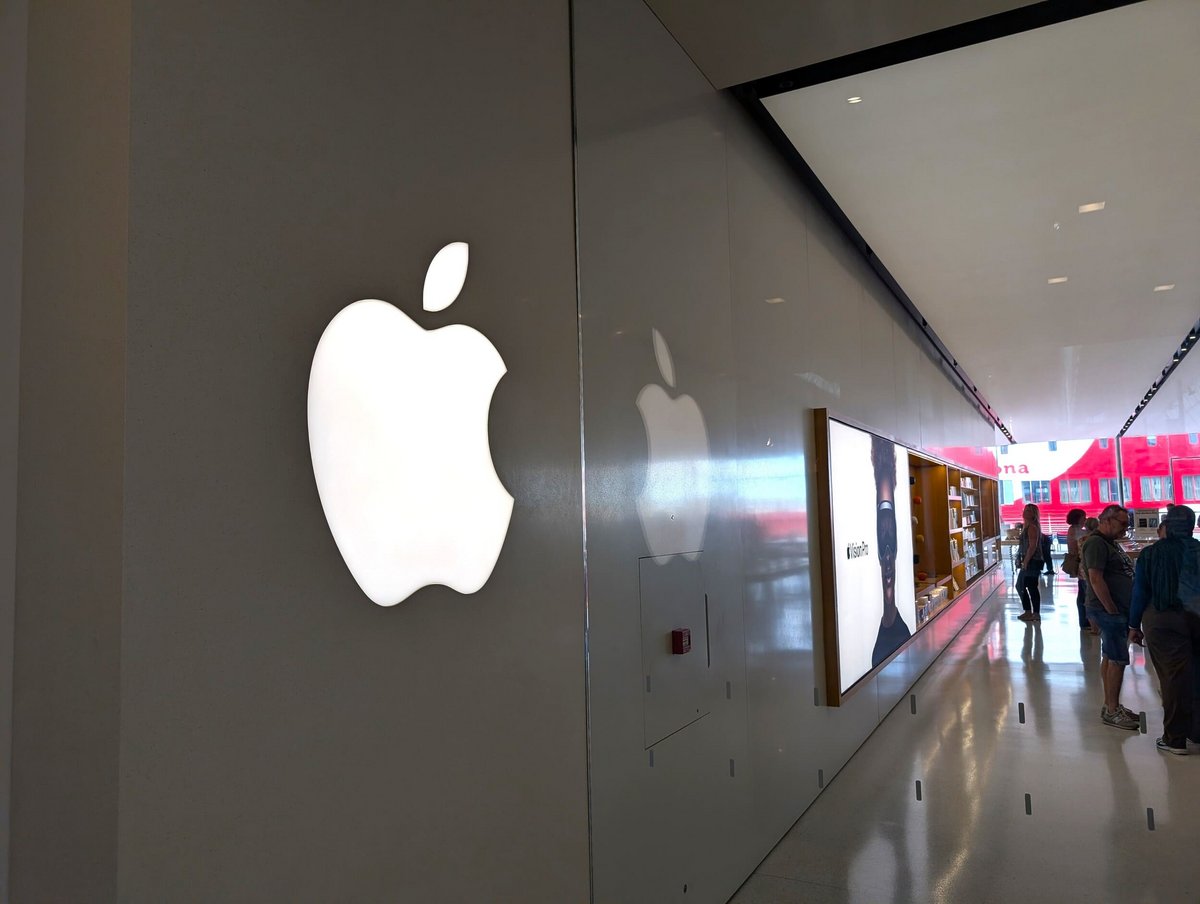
0, 1, 27, 898
7, 0, 1013, 899
118, 3, 586, 902
575, 1, 1001, 902
9, 1, 129, 900
574, 2, 755, 902
892, 316, 925, 449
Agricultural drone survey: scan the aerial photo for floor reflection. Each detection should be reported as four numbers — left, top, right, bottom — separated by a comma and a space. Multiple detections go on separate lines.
730, 563, 1198, 904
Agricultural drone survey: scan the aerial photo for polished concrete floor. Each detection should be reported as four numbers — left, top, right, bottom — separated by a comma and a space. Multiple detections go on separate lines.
730, 565, 1199, 904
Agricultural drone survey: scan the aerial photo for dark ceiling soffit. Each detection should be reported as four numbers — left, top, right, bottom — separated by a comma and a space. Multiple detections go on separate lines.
730, 92, 1012, 442
1119, 317, 1200, 438
742, 0, 1146, 99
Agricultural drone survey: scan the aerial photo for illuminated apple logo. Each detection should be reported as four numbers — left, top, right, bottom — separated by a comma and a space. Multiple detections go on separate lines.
307, 242, 514, 606
636, 329, 711, 561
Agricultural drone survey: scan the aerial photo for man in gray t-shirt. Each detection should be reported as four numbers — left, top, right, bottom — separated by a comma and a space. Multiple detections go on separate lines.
1082, 504, 1138, 730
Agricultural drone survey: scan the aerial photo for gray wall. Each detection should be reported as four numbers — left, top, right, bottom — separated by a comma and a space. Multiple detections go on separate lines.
574, 1, 996, 902
116, 2, 587, 902
5, 2, 1003, 902
0, 1, 28, 899
9, 1, 130, 901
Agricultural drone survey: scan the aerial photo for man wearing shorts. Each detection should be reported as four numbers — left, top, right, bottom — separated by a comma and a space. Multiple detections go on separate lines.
1083, 504, 1139, 730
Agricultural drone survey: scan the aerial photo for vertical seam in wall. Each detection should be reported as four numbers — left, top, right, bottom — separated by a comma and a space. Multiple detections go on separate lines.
567, 1, 595, 901
802, 164, 824, 704
2, 0, 30, 898
719, 98, 754, 764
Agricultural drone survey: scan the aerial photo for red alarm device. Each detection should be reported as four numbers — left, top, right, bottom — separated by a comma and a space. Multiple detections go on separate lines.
671, 628, 692, 655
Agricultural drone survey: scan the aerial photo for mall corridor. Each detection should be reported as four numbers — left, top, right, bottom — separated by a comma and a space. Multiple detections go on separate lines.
731, 566, 1199, 904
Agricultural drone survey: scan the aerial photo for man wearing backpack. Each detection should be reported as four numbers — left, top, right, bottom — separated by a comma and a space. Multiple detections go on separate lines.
1082, 505, 1140, 730
1129, 504, 1200, 755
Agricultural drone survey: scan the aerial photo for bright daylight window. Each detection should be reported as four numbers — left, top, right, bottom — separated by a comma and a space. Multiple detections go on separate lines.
1140, 476, 1172, 502
1059, 479, 1091, 503
1183, 475, 1200, 502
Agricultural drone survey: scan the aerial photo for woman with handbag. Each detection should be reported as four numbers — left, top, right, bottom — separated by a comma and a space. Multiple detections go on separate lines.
1017, 503, 1044, 622
1064, 508, 1096, 633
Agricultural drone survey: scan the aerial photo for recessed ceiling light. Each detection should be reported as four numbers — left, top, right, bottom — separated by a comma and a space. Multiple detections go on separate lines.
1047, 277, 1068, 285
1078, 202, 1106, 213
847, 96, 863, 104
765, 297, 786, 304
1154, 284, 1175, 292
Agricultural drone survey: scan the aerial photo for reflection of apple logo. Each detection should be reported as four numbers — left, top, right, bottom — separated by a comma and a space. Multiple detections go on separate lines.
636, 329, 711, 561
307, 242, 514, 606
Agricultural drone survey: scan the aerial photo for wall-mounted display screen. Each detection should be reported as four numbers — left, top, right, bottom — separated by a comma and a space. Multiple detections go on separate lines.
824, 418, 917, 696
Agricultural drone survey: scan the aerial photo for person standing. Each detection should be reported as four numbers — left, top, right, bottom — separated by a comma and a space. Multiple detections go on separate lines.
1016, 503, 1043, 623
1083, 504, 1140, 730
1064, 508, 1095, 633
1077, 515, 1101, 634
1128, 504, 1200, 755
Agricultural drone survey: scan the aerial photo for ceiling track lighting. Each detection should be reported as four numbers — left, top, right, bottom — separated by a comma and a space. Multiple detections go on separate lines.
1120, 315, 1200, 438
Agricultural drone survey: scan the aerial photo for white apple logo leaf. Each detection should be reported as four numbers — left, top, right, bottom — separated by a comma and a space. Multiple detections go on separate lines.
423, 241, 469, 312
652, 327, 676, 388
308, 242, 514, 606
636, 328, 711, 563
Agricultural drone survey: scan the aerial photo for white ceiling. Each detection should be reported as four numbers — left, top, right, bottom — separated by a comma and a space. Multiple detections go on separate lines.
660, 0, 1200, 442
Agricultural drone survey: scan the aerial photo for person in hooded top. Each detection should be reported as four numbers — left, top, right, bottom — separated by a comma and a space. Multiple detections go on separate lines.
1129, 504, 1200, 755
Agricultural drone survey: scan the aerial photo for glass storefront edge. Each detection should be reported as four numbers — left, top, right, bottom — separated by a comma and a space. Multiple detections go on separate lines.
994, 431, 1200, 534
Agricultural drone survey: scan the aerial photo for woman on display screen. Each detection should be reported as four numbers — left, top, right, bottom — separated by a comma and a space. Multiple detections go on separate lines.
871, 435, 912, 666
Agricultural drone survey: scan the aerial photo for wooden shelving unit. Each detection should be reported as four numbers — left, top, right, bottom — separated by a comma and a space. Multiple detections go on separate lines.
952, 469, 983, 585
910, 460, 1001, 626
980, 478, 1000, 568
946, 468, 963, 591
910, 454, 952, 626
